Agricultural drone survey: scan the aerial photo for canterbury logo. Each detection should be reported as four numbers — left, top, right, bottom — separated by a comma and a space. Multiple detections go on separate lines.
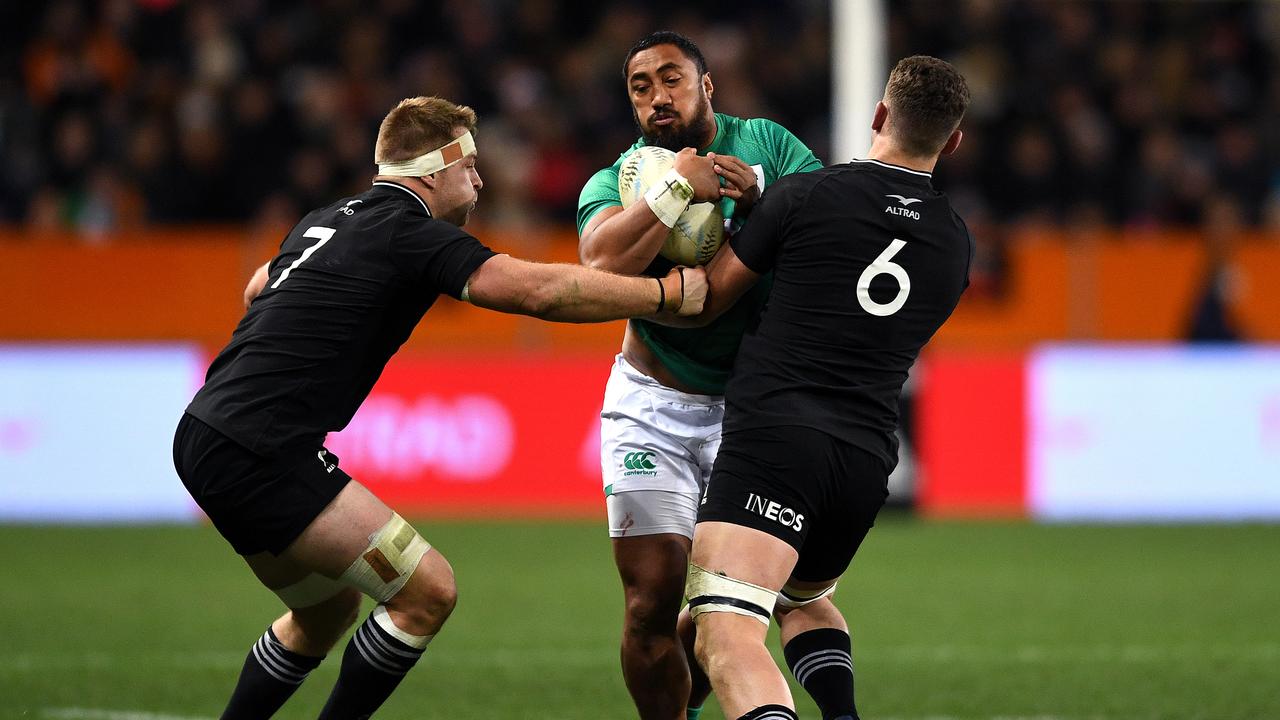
622, 451, 657, 470
886, 194, 922, 206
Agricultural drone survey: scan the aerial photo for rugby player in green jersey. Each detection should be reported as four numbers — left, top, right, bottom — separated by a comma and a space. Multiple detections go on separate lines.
576, 31, 824, 720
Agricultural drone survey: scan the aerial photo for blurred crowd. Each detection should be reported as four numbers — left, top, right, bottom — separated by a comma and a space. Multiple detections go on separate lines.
0, 0, 828, 234
1, 0, 1277, 241
899, 1, 1280, 234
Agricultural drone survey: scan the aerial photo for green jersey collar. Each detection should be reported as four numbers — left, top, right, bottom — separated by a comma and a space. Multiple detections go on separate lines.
703, 113, 729, 154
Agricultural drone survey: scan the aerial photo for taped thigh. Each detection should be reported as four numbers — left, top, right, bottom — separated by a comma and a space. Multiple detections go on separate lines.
339, 513, 432, 602
685, 563, 776, 626
776, 581, 838, 610
273, 572, 348, 609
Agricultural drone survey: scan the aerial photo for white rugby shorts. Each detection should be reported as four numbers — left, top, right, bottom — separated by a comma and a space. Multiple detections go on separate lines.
606, 489, 702, 539
599, 354, 723, 538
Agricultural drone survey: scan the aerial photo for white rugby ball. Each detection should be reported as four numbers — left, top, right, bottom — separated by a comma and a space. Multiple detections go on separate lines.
618, 145, 724, 266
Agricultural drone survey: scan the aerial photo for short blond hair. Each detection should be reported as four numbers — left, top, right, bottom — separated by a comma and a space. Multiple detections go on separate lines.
374, 96, 478, 165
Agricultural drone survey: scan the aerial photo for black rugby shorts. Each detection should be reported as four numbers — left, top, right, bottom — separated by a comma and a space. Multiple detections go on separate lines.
173, 413, 352, 556
698, 425, 889, 582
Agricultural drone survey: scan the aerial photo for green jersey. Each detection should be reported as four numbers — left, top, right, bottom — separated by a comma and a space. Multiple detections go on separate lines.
577, 113, 822, 393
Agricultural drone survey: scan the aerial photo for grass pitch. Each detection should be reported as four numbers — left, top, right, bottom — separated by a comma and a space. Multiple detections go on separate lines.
2, 518, 1277, 719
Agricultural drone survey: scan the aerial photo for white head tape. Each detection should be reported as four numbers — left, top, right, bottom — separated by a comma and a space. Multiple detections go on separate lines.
377, 131, 476, 177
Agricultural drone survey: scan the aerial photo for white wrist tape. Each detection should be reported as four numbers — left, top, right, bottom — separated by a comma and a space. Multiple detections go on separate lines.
644, 167, 694, 228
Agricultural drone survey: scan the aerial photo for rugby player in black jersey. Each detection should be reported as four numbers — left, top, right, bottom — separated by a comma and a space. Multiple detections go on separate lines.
578, 32, 823, 720
663, 57, 973, 720
173, 96, 711, 719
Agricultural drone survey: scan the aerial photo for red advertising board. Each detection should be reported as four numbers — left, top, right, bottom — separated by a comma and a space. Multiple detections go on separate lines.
326, 353, 615, 517
324, 347, 1280, 522
333, 351, 1030, 520
916, 352, 1027, 518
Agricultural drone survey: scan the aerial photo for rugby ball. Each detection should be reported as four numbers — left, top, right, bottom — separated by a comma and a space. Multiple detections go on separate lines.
618, 145, 724, 266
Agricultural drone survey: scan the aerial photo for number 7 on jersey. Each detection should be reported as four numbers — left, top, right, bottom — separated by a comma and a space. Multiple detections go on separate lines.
271, 226, 336, 289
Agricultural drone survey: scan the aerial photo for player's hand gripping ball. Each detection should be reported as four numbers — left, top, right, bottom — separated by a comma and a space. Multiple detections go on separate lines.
618, 146, 724, 266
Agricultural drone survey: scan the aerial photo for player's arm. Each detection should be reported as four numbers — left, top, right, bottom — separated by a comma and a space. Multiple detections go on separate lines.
462, 254, 707, 322
243, 262, 270, 309
650, 173, 799, 328
579, 149, 721, 274
578, 204, 673, 275
645, 243, 758, 328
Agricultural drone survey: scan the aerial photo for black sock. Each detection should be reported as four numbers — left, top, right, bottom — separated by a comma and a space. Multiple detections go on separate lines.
783, 628, 858, 720
318, 611, 427, 719
220, 626, 323, 720
737, 705, 799, 720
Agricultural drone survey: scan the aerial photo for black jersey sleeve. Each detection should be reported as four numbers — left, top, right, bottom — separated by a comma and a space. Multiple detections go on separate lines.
390, 217, 498, 299
955, 209, 976, 292
729, 177, 802, 275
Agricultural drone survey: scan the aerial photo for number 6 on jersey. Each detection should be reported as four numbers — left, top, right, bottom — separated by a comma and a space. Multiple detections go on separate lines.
857, 238, 910, 316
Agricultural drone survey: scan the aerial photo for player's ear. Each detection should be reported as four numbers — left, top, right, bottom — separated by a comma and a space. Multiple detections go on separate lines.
419, 173, 437, 191
702, 72, 714, 100
940, 129, 963, 156
871, 101, 888, 133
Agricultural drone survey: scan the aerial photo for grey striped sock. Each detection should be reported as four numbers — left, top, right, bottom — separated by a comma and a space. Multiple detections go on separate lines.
252, 627, 321, 685
220, 626, 323, 719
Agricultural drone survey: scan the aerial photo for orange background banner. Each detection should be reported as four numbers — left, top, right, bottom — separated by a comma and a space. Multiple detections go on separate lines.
2, 227, 1276, 348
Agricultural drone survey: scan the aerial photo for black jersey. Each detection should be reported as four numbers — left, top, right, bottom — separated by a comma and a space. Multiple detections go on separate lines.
723, 159, 973, 468
186, 181, 496, 454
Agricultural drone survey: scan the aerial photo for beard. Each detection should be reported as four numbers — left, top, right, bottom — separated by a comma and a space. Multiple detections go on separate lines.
448, 204, 473, 227
635, 91, 714, 152
439, 197, 474, 227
